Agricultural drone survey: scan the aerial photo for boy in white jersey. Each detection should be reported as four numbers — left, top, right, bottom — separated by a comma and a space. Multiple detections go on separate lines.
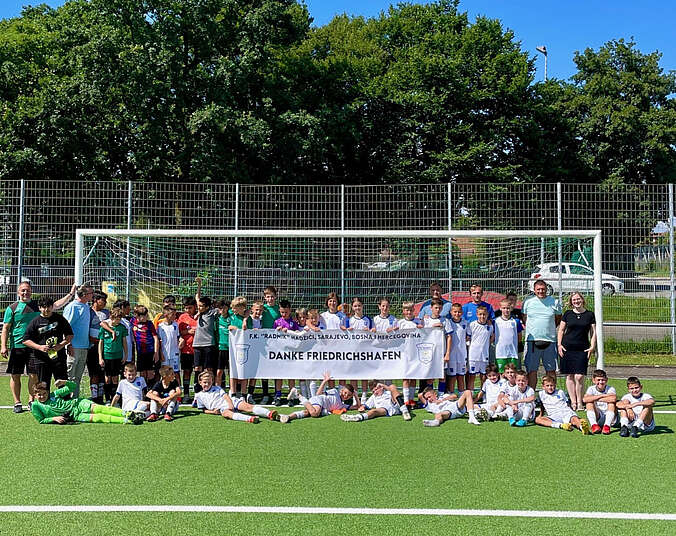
341, 381, 411, 422
111, 362, 150, 417
473, 364, 508, 421
466, 305, 494, 392
423, 298, 453, 394
157, 305, 181, 374
419, 386, 480, 426
345, 297, 373, 404
194, 371, 278, 423
373, 297, 397, 333
617, 376, 655, 438
500, 369, 535, 426
446, 303, 468, 394
397, 301, 422, 408
535, 374, 590, 434
279, 371, 357, 423
582, 369, 617, 435
494, 299, 523, 372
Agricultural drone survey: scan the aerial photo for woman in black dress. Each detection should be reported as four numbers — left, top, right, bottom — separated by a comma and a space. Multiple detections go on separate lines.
557, 292, 596, 411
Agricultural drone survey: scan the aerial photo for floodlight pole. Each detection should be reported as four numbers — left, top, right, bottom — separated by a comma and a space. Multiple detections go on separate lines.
536, 45, 548, 81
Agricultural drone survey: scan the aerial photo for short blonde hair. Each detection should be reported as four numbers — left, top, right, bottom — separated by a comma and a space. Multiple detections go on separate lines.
231, 296, 247, 309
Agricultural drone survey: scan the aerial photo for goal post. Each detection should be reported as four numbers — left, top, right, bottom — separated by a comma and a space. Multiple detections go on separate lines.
75, 228, 605, 368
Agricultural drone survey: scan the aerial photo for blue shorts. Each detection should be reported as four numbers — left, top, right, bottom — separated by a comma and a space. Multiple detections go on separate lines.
525, 341, 557, 373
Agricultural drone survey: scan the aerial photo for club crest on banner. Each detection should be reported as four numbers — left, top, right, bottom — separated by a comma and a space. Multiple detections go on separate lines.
416, 343, 434, 364
235, 344, 250, 364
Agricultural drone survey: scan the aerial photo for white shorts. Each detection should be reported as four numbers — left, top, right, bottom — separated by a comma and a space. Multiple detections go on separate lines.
468, 361, 487, 375
446, 355, 467, 376
228, 396, 245, 411
162, 355, 180, 373
548, 407, 577, 424
367, 401, 400, 417
433, 401, 466, 420
122, 399, 149, 413
309, 395, 333, 412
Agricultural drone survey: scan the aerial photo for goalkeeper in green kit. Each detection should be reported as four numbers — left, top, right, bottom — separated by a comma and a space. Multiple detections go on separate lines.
31, 380, 144, 425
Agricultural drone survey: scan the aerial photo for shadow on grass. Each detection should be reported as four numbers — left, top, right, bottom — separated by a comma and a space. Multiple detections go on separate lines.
647, 425, 673, 435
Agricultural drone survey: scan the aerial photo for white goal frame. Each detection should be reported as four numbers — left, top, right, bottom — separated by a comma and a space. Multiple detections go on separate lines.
75, 228, 605, 368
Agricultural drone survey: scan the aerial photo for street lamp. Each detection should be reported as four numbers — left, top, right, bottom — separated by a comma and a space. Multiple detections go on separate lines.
536, 45, 547, 81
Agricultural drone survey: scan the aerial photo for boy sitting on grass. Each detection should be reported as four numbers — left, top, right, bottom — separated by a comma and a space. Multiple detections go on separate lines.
617, 376, 655, 438
194, 371, 277, 424
111, 362, 150, 418
147, 366, 182, 422
535, 374, 589, 434
341, 380, 411, 422
31, 380, 143, 424
582, 369, 617, 435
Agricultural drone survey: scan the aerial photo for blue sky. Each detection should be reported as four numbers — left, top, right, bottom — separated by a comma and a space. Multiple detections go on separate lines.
1, 1, 674, 81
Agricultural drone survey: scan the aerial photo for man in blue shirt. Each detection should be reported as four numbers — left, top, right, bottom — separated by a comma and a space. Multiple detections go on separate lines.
418, 282, 452, 319
462, 284, 495, 323
63, 284, 94, 397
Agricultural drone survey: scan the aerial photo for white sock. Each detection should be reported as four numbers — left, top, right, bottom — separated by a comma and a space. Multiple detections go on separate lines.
309, 381, 318, 397
620, 416, 629, 427
252, 406, 270, 418
150, 400, 160, 414
359, 413, 368, 421
605, 411, 615, 426
293, 410, 306, 419
522, 406, 533, 421
299, 395, 308, 405
231, 413, 250, 422
424, 419, 440, 427
635, 418, 644, 429
505, 406, 515, 419
166, 401, 176, 414
468, 409, 476, 417
586, 410, 597, 426
550, 422, 561, 429
300, 381, 309, 398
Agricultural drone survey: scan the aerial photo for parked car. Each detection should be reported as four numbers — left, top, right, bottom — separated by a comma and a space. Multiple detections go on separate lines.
528, 263, 624, 296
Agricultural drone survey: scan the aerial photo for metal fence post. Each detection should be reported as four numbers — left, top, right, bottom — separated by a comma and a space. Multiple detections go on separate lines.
125, 180, 132, 300
234, 183, 239, 296
669, 184, 675, 354
557, 182, 563, 305
16, 179, 25, 285
341, 185, 345, 300
447, 183, 452, 293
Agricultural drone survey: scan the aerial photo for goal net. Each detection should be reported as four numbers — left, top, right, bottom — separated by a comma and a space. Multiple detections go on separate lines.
75, 229, 605, 365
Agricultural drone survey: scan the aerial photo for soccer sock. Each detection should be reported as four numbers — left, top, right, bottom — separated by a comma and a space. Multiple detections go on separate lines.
438, 381, 446, 394
635, 418, 644, 429
293, 410, 306, 419
166, 401, 177, 415
98, 383, 105, 400
522, 406, 533, 421
605, 411, 615, 426
360, 392, 367, 405
550, 422, 562, 429
358, 413, 368, 421
88, 414, 125, 424
620, 415, 630, 427
93, 404, 124, 416
299, 381, 309, 398
90, 383, 98, 399
309, 381, 318, 397
262, 380, 269, 396
247, 384, 255, 396
275, 390, 282, 398
505, 406, 515, 419
586, 410, 597, 426
299, 395, 308, 405
231, 413, 250, 422
183, 381, 191, 397
252, 406, 271, 418
395, 395, 406, 411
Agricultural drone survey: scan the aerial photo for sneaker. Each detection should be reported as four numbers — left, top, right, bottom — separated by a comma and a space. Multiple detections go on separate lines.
561, 422, 573, 431
131, 411, 145, 425
279, 414, 290, 424
516, 419, 527, 427
423, 419, 440, 427
509, 417, 516, 426
182, 396, 193, 406
273, 396, 282, 407
602, 425, 611, 435
267, 409, 278, 421
246, 394, 255, 405
468, 415, 481, 426
630, 425, 639, 438
147, 413, 158, 422
580, 419, 590, 435
402, 408, 412, 421
619, 425, 630, 437
13, 403, 23, 414
191, 399, 198, 408
475, 408, 489, 422
164, 413, 173, 422
590, 424, 601, 434
27, 401, 33, 412
248, 416, 260, 424
341, 414, 361, 422
261, 395, 270, 405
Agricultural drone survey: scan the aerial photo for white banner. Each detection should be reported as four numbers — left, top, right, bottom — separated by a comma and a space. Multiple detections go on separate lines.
228, 328, 445, 380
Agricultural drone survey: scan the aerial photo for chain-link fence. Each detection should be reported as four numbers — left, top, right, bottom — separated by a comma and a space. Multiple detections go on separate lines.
2, 180, 675, 357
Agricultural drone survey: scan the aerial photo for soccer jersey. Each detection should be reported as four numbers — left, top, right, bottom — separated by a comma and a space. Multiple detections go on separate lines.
494, 316, 522, 359
30, 381, 80, 423
150, 378, 180, 398
364, 391, 399, 416
251, 317, 262, 329
373, 314, 397, 332
538, 388, 571, 417
462, 301, 495, 323
348, 315, 374, 331
262, 303, 280, 329
523, 295, 561, 342
396, 318, 420, 329
273, 317, 301, 331
194, 308, 219, 348
23, 313, 73, 362
194, 385, 228, 412
480, 378, 509, 406
116, 377, 147, 411
319, 311, 347, 330
98, 323, 128, 360
467, 321, 493, 362
3, 300, 39, 349
178, 312, 197, 355
131, 318, 157, 354
448, 318, 468, 363
309, 387, 348, 413
423, 316, 453, 334
585, 384, 616, 412
157, 321, 180, 368
507, 384, 535, 402
620, 391, 654, 415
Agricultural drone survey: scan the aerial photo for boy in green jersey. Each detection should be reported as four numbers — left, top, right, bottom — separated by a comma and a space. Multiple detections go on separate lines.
31, 380, 143, 424
98, 307, 129, 403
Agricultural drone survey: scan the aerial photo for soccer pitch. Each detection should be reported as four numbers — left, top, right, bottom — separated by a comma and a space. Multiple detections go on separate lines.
1, 377, 675, 536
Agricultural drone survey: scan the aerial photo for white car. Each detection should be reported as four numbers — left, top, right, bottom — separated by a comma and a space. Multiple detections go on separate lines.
529, 263, 624, 296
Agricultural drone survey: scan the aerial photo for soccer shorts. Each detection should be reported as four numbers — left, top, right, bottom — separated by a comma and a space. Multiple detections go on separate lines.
630, 418, 655, 432
136, 351, 155, 372
6, 347, 31, 375
446, 354, 467, 376
367, 400, 400, 417
121, 398, 149, 413
103, 358, 122, 377
180, 352, 194, 370
443, 401, 466, 420
548, 407, 577, 424
194, 346, 217, 370
162, 355, 180, 373
468, 360, 487, 375
525, 341, 557, 373
496, 357, 519, 373
86, 346, 103, 377
229, 396, 245, 411
217, 349, 230, 371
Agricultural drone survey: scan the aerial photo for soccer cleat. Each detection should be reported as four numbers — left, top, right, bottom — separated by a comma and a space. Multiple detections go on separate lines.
630, 425, 639, 438
13, 403, 23, 414
423, 419, 440, 427
516, 419, 527, 427
131, 412, 145, 425
341, 414, 362, 422
561, 422, 573, 431
468, 415, 481, 426
164, 413, 173, 422
261, 395, 270, 405
27, 402, 33, 412
475, 408, 489, 422
147, 413, 159, 422
602, 425, 611, 435
273, 396, 282, 407
580, 419, 590, 435
590, 424, 601, 434
248, 416, 259, 424
401, 408, 412, 421
278, 414, 290, 424
267, 409, 278, 421
619, 425, 630, 437
509, 417, 516, 426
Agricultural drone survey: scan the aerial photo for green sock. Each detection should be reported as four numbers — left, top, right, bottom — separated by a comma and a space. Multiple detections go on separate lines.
92, 405, 125, 417
90, 414, 126, 424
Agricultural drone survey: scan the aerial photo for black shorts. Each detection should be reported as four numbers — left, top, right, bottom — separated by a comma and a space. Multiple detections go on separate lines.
86, 346, 103, 378
137, 351, 155, 372
6, 347, 31, 375
103, 358, 122, 377
217, 349, 230, 371
180, 352, 194, 370
194, 346, 217, 370
27, 355, 67, 385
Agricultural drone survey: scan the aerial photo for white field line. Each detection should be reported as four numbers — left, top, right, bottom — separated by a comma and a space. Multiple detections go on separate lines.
0, 505, 674, 520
